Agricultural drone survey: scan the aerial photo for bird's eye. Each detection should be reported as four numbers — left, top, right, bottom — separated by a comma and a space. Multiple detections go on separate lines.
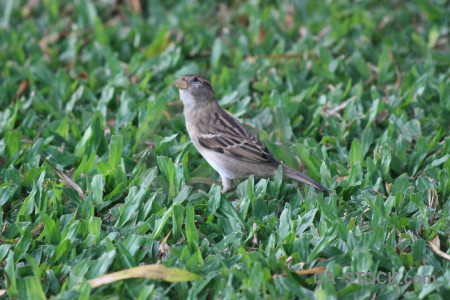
192, 77, 199, 83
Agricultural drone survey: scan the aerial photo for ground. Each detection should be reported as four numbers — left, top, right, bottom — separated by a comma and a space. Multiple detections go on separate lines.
0, 0, 449, 299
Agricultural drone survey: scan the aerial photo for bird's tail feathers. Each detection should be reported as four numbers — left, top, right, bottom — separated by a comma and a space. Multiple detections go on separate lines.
282, 164, 327, 192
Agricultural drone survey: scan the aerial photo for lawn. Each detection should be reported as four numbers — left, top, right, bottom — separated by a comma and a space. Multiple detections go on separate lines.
0, 0, 449, 299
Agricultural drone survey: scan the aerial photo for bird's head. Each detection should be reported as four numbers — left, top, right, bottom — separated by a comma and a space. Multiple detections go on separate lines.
173, 74, 216, 107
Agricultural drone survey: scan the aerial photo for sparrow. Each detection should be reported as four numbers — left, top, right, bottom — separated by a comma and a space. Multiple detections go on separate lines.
173, 74, 326, 193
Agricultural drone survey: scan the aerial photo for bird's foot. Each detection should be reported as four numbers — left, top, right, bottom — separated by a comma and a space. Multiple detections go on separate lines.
221, 176, 234, 193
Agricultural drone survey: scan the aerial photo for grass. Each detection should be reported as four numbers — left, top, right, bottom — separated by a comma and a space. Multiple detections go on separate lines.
0, 0, 449, 299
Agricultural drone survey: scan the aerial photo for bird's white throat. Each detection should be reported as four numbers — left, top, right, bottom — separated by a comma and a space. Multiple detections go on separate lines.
179, 90, 197, 108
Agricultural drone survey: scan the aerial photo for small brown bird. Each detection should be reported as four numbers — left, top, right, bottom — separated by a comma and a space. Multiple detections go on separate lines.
173, 74, 326, 193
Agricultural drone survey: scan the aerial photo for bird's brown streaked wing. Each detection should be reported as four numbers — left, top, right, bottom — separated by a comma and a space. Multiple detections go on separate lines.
197, 110, 278, 164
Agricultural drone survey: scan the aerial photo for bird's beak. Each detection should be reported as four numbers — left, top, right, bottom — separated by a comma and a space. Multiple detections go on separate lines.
173, 78, 188, 90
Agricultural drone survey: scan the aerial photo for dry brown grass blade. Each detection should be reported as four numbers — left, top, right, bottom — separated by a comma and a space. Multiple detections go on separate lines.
21, 0, 40, 17
429, 236, 450, 261
88, 264, 202, 288
394, 65, 402, 89
38, 32, 62, 61
40, 155, 87, 200
273, 265, 327, 278
159, 231, 171, 259
246, 52, 317, 63
296, 266, 327, 275
0, 221, 45, 244
12, 79, 29, 103
252, 222, 258, 245
335, 176, 348, 182
322, 96, 356, 120
427, 189, 438, 209
188, 177, 221, 185
128, 0, 142, 13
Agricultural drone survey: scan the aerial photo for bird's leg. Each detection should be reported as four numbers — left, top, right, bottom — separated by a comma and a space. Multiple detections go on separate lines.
221, 176, 234, 193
